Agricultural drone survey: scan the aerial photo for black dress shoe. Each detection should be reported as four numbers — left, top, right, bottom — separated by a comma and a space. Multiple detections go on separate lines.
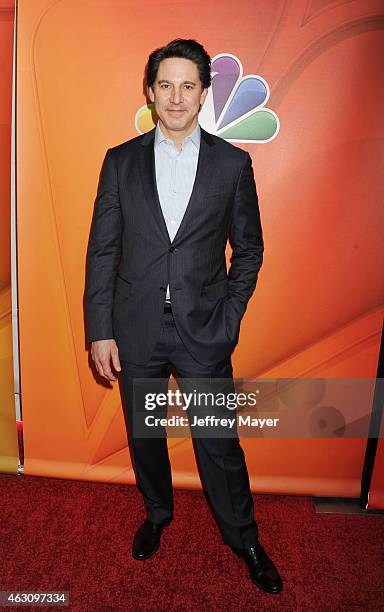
132, 518, 171, 560
231, 542, 283, 594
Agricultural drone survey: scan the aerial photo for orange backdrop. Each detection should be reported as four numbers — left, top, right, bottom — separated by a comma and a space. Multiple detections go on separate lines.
17, 0, 384, 497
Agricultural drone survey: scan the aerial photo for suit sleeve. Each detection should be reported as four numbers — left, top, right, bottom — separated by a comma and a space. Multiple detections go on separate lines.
85, 148, 122, 343
226, 152, 264, 323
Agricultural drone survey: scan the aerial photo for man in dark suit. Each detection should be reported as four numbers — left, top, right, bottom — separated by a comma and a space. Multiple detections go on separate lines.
85, 39, 282, 594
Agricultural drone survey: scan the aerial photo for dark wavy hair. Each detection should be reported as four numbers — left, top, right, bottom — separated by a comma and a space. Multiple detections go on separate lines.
146, 39, 211, 90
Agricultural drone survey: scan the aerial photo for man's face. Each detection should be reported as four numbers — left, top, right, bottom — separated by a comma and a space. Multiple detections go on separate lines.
148, 57, 208, 135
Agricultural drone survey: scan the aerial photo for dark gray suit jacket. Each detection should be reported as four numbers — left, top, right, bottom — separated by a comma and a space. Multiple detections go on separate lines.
85, 125, 264, 365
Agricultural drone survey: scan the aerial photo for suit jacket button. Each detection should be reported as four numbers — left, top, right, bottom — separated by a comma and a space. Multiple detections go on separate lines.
160, 286, 166, 292
169, 246, 177, 253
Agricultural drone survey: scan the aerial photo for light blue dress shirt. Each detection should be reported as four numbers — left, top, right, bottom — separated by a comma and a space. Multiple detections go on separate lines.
154, 122, 201, 303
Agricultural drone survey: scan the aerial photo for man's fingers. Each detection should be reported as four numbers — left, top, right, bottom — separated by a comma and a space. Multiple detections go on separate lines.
91, 340, 121, 381
93, 358, 111, 380
99, 358, 117, 381
111, 345, 121, 372
95, 362, 108, 380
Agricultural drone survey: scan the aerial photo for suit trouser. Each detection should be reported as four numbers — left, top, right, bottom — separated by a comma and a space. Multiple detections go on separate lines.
119, 307, 259, 550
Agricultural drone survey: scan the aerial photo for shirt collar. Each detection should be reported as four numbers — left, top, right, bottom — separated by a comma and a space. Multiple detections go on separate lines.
154, 122, 201, 150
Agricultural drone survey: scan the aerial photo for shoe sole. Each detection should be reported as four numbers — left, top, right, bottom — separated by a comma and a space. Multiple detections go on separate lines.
249, 575, 283, 594
132, 541, 160, 561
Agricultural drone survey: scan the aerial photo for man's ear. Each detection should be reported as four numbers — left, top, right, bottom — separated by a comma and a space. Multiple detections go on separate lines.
200, 87, 209, 105
147, 86, 155, 103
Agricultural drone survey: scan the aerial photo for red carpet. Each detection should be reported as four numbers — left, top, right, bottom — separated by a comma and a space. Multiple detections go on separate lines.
0, 474, 383, 611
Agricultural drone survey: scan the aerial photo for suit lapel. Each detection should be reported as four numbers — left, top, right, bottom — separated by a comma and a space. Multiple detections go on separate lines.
138, 125, 216, 246
138, 128, 170, 245
172, 128, 215, 244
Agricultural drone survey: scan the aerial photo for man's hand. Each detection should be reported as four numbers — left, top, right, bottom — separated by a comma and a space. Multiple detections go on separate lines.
91, 339, 121, 381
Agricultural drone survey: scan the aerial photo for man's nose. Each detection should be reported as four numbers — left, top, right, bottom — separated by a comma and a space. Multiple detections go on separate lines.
170, 87, 183, 105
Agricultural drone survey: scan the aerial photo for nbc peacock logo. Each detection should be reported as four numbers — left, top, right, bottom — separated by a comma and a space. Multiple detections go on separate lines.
135, 53, 279, 143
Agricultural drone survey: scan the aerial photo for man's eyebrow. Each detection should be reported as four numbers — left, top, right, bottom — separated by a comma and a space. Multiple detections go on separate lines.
157, 79, 197, 85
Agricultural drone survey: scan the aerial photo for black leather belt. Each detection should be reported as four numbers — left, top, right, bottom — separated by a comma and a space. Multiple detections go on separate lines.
164, 301, 172, 313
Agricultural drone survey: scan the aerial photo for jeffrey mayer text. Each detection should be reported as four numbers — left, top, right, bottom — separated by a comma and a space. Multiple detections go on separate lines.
145, 415, 280, 428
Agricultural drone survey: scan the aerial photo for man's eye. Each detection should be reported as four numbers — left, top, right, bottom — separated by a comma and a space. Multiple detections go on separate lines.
161, 84, 169, 89
185, 85, 193, 90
